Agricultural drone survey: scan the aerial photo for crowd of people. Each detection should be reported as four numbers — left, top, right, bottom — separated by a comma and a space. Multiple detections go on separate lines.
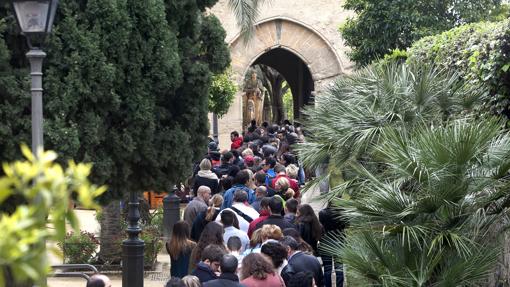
164, 120, 347, 287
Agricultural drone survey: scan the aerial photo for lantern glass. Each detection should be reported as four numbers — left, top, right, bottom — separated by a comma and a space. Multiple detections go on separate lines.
12, 1, 50, 33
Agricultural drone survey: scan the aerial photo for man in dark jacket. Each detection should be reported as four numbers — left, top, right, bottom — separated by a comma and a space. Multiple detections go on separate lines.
280, 236, 324, 287
213, 152, 240, 178
254, 196, 296, 231
192, 245, 225, 284
203, 254, 244, 287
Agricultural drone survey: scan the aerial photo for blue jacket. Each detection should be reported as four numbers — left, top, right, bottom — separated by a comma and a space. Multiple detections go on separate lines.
221, 184, 255, 209
192, 262, 217, 283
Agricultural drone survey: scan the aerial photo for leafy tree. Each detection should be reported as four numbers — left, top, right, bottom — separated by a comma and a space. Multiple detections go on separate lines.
209, 69, 237, 117
340, 0, 503, 66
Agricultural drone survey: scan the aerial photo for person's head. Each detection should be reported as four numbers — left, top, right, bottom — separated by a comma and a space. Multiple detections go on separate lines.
285, 164, 299, 179
268, 196, 284, 215
286, 272, 314, 287
208, 141, 219, 153
201, 244, 226, 272
210, 151, 221, 161
283, 228, 314, 254
231, 131, 240, 141
241, 253, 274, 280
260, 241, 288, 269
193, 222, 225, 264
250, 229, 263, 248
221, 176, 234, 191
285, 198, 298, 214
165, 277, 185, 287
279, 236, 300, 257
274, 163, 286, 174
233, 189, 248, 203
206, 194, 224, 221
221, 151, 234, 164
87, 274, 112, 287
242, 148, 254, 158
275, 177, 290, 192
181, 275, 201, 287
220, 209, 236, 227
168, 221, 193, 259
254, 171, 267, 186
260, 197, 271, 212
244, 155, 255, 167
260, 224, 283, 242
220, 254, 238, 274
234, 169, 251, 185
280, 153, 296, 166
255, 186, 267, 199
199, 158, 212, 171
197, 185, 211, 202
227, 236, 242, 253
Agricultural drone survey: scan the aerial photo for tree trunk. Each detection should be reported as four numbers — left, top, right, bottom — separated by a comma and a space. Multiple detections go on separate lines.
259, 65, 286, 123
98, 200, 122, 264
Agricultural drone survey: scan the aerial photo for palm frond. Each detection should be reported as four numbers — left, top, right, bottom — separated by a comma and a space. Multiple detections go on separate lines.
228, 0, 267, 43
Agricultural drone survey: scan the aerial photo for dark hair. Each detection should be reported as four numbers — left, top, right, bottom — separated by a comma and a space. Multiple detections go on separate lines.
248, 125, 256, 133
221, 209, 236, 227
210, 151, 221, 161
233, 189, 248, 202
282, 228, 314, 253
222, 151, 234, 163
287, 272, 314, 287
280, 236, 300, 251
281, 153, 296, 166
87, 275, 107, 287
165, 277, 186, 287
221, 254, 239, 273
201, 244, 226, 262
260, 242, 287, 268
265, 157, 277, 168
234, 169, 250, 185
241, 253, 274, 280
254, 172, 267, 185
221, 176, 234, 191
260, 197, 271, 209
227, 236, 242, 251
191, 222, 225, 264
167, 221, 196, 260
297, 204, 323, 241
262, 122, 269, 128
231, 149, 240, 158
231, 131, 239, 137
285, 199, 298, 214
269, 196, 283, 214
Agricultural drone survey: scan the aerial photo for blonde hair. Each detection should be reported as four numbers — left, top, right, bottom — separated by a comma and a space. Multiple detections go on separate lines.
250, 229, 263, 248
260, 224, 283, 241
199, 158, 212, 171
275, 177, 290, 191
206, 194, 224, 221
285, 164, 299, 179
242, 148, 254, 157
182, 275, 201, 287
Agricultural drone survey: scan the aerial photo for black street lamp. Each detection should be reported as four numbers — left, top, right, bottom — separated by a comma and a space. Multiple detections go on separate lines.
10, 0, 59, 155
123, 190, 145, 287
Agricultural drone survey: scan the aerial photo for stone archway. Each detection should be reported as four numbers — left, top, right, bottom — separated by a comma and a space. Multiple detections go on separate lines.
215, 16, 344, 148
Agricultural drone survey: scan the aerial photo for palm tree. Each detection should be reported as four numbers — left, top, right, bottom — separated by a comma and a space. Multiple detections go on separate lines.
320, 119, 510, 286
228, 0, 267, 42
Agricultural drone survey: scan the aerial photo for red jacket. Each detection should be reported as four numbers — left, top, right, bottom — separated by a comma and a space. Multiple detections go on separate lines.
271, 174, 300, 198
248, 209, 270, 238
231, 136, 243, 150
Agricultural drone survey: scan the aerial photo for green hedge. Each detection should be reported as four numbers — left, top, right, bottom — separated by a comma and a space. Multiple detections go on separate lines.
386, 20, 510, 117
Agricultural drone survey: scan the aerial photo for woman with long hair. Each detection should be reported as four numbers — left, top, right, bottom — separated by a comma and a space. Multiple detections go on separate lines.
295, 204, 322, 254
190, 194, 223, 241
274, 177, 295, 200
166, 221, 197, 278
241, 253, 285, 287
189, 221, 226, 273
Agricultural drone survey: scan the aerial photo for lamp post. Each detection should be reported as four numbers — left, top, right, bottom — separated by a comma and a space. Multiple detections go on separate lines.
123, 190, 145, 287
10, 0, 59, 156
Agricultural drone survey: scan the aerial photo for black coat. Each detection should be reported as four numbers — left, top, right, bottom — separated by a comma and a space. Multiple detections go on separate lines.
191, 209, 220, 241
203, 273, 245, 287
192, 262, 217, 283
193, 175, 220, 195
281, 252, 324, 287
255, 215, 297, 231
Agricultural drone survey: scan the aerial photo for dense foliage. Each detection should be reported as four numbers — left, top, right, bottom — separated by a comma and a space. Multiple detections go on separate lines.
298, 63, 510, 285
406, 20, 510, 119
0, 0, 230, 201
209, 69, 237, 117
340, 0, 507, 66
0, 146, 105, 286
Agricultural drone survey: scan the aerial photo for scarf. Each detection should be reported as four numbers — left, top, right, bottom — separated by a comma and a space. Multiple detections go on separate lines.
197, 170, 219, 180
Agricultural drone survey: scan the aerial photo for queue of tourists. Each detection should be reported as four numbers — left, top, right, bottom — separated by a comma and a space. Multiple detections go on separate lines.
165, 120, 347, 287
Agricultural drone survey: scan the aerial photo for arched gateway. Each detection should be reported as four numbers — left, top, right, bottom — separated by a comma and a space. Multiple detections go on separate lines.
214, 17, 345, 147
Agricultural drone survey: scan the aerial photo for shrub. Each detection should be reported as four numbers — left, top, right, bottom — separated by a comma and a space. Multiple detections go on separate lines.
141, 226, 163, 269
59, 231, 99, 264
404, 20, 510, 118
